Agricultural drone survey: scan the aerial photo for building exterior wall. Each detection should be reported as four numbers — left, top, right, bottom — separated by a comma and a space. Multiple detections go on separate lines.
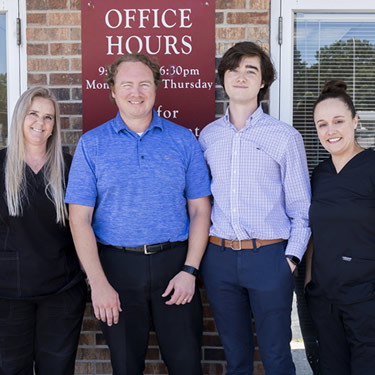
26, 0, 270, 374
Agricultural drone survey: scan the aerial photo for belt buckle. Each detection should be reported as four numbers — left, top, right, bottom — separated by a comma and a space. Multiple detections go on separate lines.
231, 240, 241, 250
144, 244, 153, 255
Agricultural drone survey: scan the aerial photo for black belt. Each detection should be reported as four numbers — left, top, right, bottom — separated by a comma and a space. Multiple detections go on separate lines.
98, 240, 187, 255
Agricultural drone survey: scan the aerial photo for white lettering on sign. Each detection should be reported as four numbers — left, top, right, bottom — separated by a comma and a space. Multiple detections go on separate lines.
106, 35, 193, 55
105, 8, 192, 29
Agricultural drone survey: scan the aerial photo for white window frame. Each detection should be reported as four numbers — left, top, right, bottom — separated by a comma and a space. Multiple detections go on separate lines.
0, 0, 27, 130
270, 0, 374, 124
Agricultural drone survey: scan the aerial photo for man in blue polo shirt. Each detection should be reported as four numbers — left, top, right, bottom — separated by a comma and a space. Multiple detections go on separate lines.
65, 53, 211, 375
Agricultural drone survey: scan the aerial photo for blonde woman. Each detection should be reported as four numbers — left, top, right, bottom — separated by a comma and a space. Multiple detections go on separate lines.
0, 87, 86, 375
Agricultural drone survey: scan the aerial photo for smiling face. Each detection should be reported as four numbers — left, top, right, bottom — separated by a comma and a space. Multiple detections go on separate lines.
224, 56, 264, 107
23, 96, 55, 149
111, 61, 156, 126
314, 98, 358, 157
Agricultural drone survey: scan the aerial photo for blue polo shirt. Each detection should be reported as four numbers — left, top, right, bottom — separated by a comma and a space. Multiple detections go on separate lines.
65, 110, 211, 247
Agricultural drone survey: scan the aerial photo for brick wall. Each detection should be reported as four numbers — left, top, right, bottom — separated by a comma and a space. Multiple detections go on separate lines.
26, 0, 270, 374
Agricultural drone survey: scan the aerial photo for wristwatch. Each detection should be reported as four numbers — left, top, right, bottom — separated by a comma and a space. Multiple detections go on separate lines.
182, 265, 199, 277
286, 255, 300, 266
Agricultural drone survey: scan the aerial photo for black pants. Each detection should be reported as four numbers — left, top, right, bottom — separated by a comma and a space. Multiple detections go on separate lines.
0, 280, 87, 375
294, 257, 321, 374
307, 294, 375, 375
99, 243, 203, 375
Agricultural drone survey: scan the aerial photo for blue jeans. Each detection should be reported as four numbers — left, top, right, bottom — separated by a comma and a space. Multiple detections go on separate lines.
201, 241, 295, 375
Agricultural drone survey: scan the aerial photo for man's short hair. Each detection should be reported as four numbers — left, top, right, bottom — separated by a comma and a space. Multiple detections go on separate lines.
106, 53, 162, 103
218, 41, 276, 102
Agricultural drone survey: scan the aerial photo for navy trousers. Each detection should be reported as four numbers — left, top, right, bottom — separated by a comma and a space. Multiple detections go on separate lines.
201, 241, 295, 375
307, 294, 375, 375
0, 280, 87, 375
98, 243, 203, 375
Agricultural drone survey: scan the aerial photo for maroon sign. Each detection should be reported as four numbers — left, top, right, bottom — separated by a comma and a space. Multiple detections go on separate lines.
81, 0, 216, 136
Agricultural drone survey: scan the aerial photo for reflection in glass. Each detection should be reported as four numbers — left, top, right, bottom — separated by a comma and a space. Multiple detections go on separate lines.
293, 13, 375, 172
0, 13, 7, 149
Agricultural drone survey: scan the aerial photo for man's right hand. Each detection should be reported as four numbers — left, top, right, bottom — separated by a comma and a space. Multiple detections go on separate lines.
90, 280, 122, 326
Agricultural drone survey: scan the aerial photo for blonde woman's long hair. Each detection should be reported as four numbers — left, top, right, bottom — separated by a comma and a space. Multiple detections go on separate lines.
5, 86, 68, 224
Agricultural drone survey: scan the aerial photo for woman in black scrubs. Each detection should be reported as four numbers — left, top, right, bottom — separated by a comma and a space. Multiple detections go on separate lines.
0, 87, 86, 375
306, 80, 375, 375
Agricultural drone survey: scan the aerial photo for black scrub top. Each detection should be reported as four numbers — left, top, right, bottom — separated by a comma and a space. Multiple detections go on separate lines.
0, 148, 84, 299
308, 148, 375, 304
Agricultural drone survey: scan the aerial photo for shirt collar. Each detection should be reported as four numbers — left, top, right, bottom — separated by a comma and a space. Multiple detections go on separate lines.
111, 109, 163, 135
224, 105, 264, 130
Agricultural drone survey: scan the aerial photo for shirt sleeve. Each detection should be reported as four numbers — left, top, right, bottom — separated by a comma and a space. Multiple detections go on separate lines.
184, 132, 211, 200
65, 135, 98, 207
281, 132, 311, 260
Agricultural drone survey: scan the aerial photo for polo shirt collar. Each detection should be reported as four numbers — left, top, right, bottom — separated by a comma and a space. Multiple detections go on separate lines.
224, 105, 264, 131
111, 109, 163, 135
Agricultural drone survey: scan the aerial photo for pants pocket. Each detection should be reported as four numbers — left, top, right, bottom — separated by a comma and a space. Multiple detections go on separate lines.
0, 252, 20, 297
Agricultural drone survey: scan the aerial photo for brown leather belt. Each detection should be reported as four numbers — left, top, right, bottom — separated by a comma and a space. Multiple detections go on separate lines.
209, 236, 284, 250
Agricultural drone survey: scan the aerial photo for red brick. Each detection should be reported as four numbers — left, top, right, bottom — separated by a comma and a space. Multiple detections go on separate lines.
144, 361, 168, 374
202, 362, 225, 374
216, 27, 245, 40
216, 0, 245, 9
71, 0, 81, 10
49, 12, 81, 25
27, 13, 47, 25
70, 27, 81, 40
74, 361, 95, 374
81, 317, 101, 331
216, 12, 224, 24
95, 362, 113, 374
27, 0, 68, 11
251, 0, 270, 10
79, 332, 95, 346
215, 102, 225, 116
28, 73, 47, 86
60, 117, 70, 129
254, 362, 266, 375
28, 58, 69, 72
203, 318, 218, 332
61, 130, 82, 145
76, 347, 110, 360
248, 26, 269, 40
71, 116, 83, 130
71, 58, 82, 71
60, 102, 82, 116
50, 73, 81, 85
227, 12, 269, 25
146, 348, 160, 360
72, 88, 82, 101
27, 43, 48, 55
27, 27, 70, 41
51, 42, 81, 55
202, 334, 222, 346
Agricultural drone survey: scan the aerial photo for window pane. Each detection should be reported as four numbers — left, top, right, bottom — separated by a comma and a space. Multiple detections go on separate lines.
0, 13, 7, 149
293, 13, 375, 172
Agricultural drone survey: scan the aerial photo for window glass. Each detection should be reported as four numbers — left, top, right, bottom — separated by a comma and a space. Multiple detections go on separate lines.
293, 13, 375, 172
0, 14, 6, 148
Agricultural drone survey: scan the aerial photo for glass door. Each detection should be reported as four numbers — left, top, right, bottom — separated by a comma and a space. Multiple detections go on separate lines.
0, 12, 7, 147
293, 13, 375, 171
270, 0, 375, 172
0, 0, 26, 149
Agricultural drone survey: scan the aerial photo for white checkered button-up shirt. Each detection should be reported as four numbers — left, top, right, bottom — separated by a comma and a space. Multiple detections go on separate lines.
199, 106, 311, 260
